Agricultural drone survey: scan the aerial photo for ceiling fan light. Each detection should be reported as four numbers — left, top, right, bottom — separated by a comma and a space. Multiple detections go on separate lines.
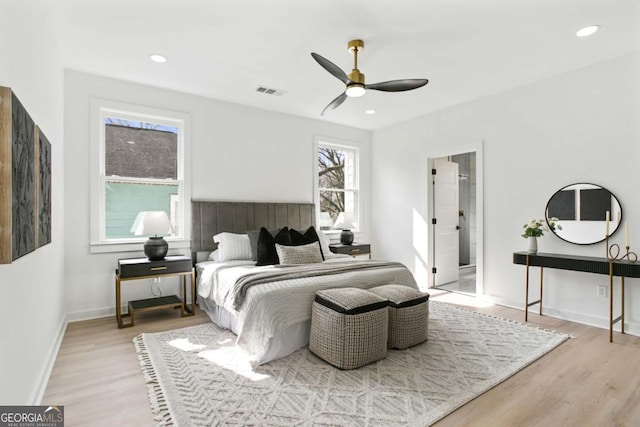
346, 84, 366, 97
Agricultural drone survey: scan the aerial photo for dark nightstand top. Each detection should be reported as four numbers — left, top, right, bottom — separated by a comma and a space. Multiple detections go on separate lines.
329, 243, 371, 256
117, 255, 192, 279
118, 255, 191, 266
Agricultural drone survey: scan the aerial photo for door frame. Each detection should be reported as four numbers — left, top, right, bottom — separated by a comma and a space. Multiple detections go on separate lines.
427, 141, 484, 297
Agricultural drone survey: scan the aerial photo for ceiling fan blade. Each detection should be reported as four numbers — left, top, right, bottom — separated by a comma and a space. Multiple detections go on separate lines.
311, 53, 350, 84
321, 92, 348, 115
366, 79, 429, 92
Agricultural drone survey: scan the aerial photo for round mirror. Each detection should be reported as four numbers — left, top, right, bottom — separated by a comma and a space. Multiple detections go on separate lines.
545, 183, 622, 245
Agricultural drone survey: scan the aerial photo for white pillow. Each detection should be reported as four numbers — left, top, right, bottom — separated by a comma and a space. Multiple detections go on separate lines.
208, 250, 219, 262
213, 232, 253, 261
317, 231, 332, 258
275, 242, 323, 265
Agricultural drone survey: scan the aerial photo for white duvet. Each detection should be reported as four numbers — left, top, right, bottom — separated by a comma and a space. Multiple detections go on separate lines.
197, 258, 418, 363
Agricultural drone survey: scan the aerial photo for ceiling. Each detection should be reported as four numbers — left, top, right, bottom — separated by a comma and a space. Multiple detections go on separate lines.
48, 0, 640, 130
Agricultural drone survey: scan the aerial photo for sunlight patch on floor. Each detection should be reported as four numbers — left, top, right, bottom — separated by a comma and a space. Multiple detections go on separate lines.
428, 288, 494, 308
168, 338, 207, 351
167, 337, 271, 381
198, 348, 270, 382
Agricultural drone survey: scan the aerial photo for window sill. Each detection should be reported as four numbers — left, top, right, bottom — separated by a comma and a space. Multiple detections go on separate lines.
321, 229, 362, 244
321, 229, 360, 235
90, 239, 191, 254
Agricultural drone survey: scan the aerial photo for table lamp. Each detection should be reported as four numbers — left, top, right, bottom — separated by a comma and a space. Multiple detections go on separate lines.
334, 212, 355, 245
134, 211, 174, 260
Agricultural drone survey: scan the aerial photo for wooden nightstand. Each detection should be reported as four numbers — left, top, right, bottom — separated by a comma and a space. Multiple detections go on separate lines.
329, 243, 371, 259
115, 255, 195, 328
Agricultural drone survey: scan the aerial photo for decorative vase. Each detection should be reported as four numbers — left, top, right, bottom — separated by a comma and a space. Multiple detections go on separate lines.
528, 236, 538, 254
144, 236, 168, 261
340, 229, 354, 245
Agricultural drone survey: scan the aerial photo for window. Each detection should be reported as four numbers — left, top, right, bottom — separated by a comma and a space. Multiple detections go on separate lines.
90, 100, 190, 252
317, 141, 359, 231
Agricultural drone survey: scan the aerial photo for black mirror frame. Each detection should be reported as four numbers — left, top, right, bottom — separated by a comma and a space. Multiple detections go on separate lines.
545, 183, 622, 245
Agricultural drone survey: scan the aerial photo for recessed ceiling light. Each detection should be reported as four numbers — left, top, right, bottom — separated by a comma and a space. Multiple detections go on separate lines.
365, 110, 376, 115
150, 54, 167, 63
576, 25, 600, 38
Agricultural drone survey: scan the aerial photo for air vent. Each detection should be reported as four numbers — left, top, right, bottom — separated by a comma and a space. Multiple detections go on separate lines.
256, 86, 286, 96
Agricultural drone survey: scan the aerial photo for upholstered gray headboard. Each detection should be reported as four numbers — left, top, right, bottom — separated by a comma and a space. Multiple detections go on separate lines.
191, 201, 316, 258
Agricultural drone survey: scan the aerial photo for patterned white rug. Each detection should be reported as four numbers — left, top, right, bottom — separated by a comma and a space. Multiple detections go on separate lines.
133, 301, 569, 426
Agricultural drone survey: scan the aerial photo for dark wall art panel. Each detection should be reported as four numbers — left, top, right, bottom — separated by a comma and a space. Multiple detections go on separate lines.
546, 189, 576, 220
37, 127, 52, 247
0, 88, 10, 264
580, 188, 611, 221
11, 92, 36, 261
0, 86, 52, 264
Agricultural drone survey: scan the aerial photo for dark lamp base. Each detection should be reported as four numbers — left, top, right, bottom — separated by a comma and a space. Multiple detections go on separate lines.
144, 236, 168, 261
340, 229, 354, 245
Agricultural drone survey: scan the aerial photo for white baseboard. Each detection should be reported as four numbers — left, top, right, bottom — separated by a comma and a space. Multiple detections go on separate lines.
65, 306, 116, 323
65, 299, 196, 324
481, 294, 640, 337
30, 314, 68, 405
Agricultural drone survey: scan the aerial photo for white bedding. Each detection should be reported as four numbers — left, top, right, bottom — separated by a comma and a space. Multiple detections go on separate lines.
196, 257, 418, 364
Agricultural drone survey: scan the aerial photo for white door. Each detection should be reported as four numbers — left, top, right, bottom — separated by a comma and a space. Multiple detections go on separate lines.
433, 158, 459, 286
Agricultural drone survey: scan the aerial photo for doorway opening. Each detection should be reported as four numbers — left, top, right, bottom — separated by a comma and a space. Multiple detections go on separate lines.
432, 151, 477, 296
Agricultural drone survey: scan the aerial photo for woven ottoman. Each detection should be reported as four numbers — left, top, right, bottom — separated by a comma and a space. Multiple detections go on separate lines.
367, 284, 429, 349
309, 287, 389, 369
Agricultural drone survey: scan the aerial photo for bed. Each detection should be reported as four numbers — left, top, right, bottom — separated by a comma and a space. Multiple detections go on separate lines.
191, 201, 418, 364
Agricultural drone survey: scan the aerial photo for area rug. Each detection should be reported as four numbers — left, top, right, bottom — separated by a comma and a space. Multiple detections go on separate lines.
133, 301, 569, 426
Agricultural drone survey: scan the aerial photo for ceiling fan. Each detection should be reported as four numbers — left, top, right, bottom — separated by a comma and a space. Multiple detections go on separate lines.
311, 39, 429, 115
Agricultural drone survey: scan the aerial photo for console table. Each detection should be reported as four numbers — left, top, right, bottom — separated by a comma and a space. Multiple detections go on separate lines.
513, 251, 640, 342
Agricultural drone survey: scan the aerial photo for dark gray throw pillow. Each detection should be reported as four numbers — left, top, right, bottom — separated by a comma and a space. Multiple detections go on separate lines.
248, 228, 280, 261
256, 227, 291, 266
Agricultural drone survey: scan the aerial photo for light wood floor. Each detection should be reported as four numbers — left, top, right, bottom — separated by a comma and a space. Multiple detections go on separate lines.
43, 308, 211, 426
43, 293, 640, 427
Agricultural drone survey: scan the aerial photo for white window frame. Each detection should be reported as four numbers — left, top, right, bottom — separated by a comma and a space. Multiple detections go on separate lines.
89, 99, 191, 253
314, 137, 360, 235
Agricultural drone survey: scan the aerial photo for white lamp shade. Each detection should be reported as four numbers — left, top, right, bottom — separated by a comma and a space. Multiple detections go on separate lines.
334, 212, 355, 230
133, 211, 174, 236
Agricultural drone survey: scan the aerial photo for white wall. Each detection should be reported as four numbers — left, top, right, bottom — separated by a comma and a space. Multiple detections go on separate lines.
0, 2, 65, 404
64, 71, 371, 319
372, 51, 640, 333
